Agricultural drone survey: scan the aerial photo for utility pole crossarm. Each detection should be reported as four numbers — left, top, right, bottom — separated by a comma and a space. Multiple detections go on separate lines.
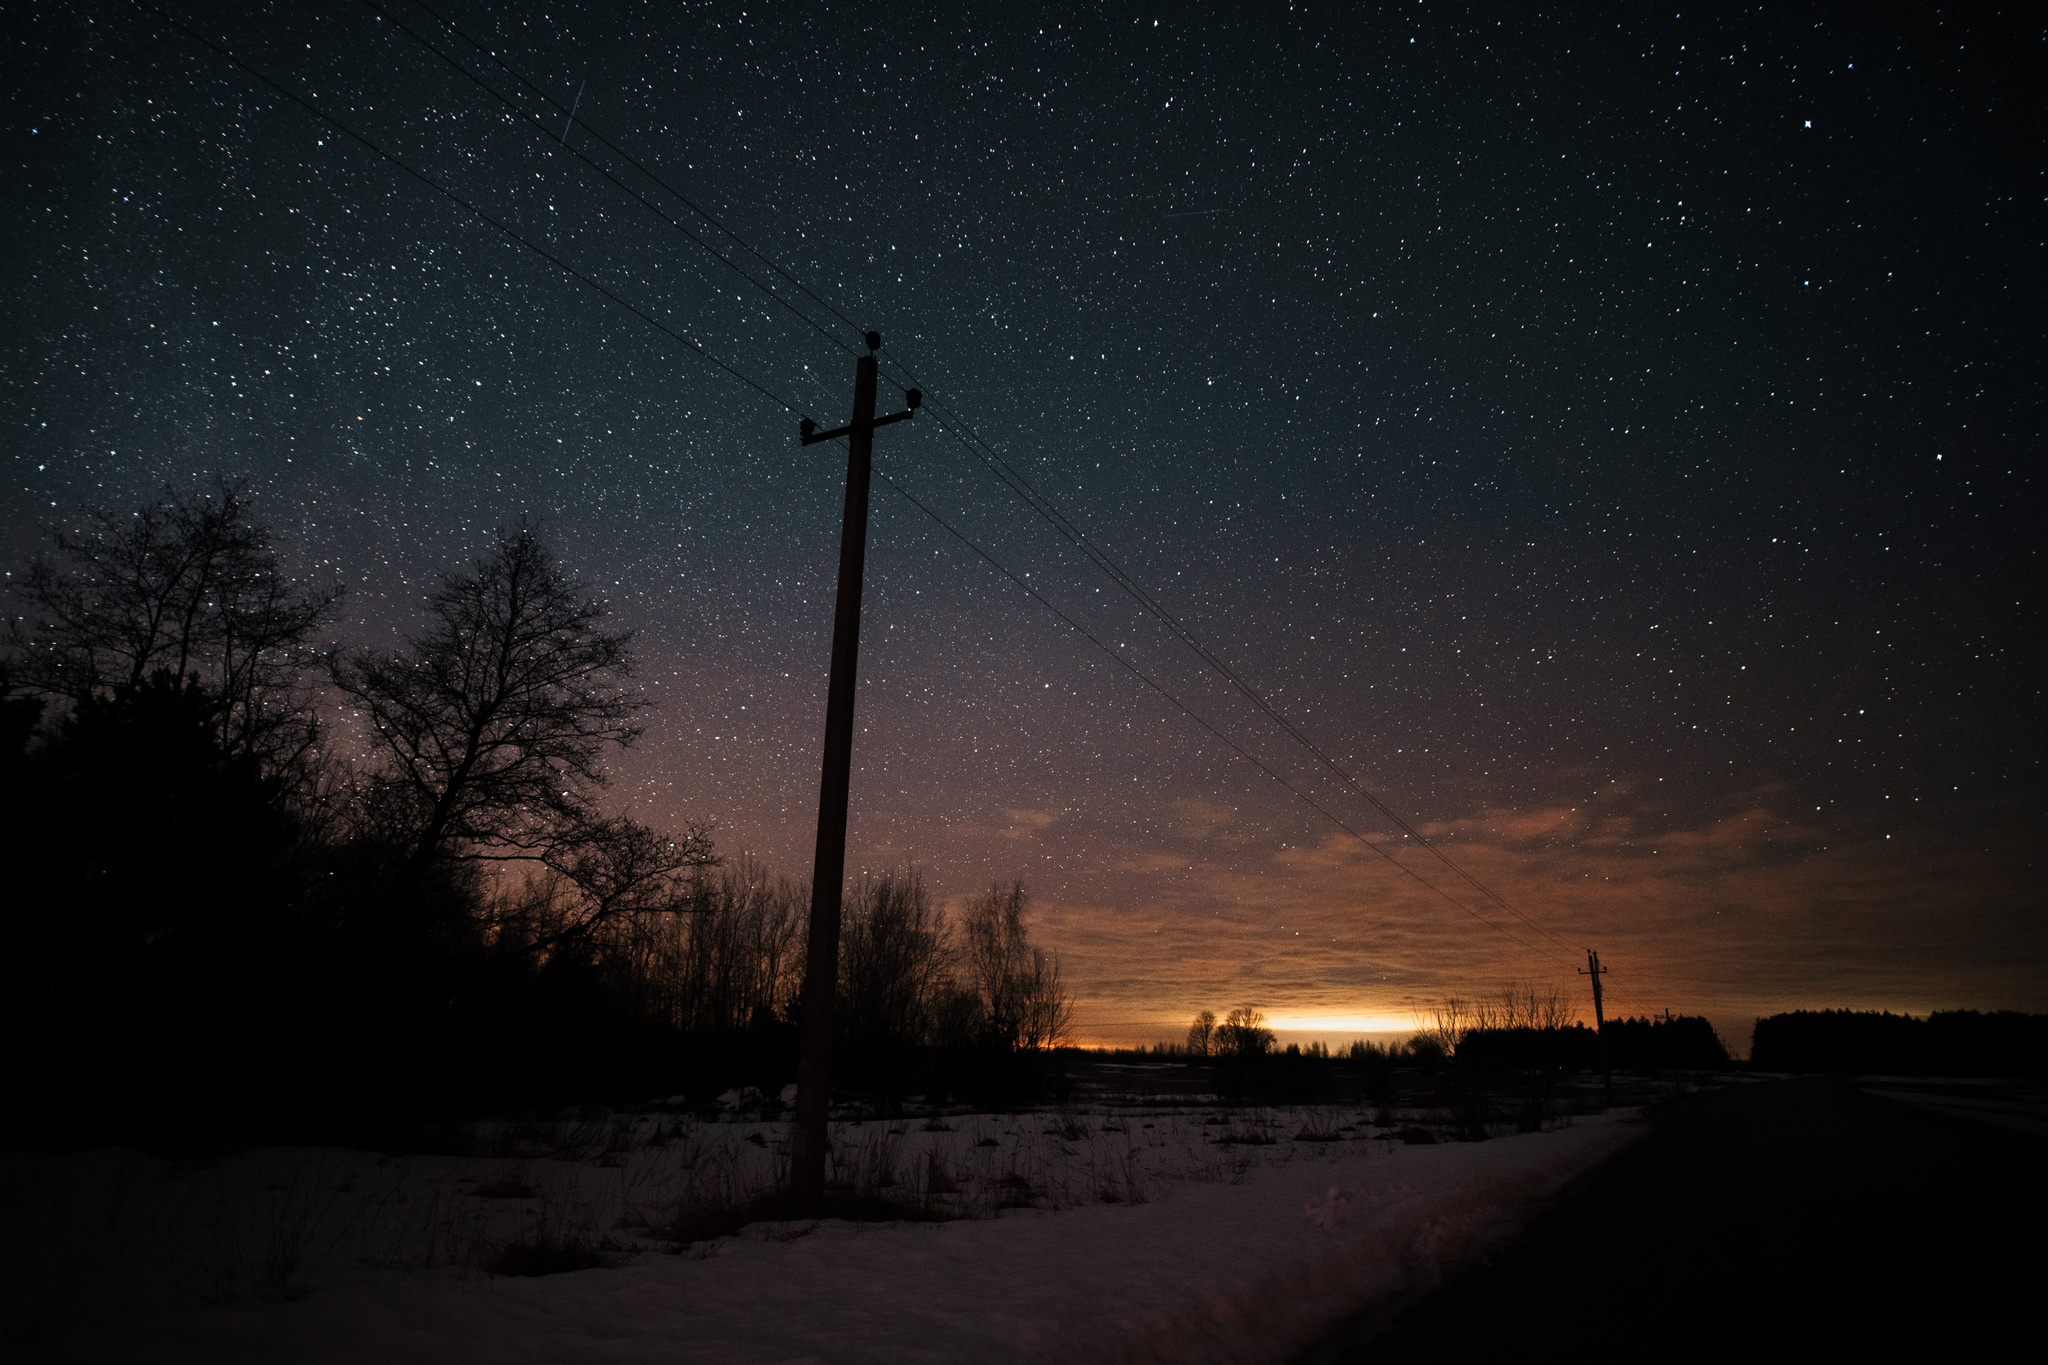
800, 400, 917, 445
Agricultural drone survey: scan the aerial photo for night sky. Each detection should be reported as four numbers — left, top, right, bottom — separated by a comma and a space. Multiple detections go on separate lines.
6, 1, 2039, 1048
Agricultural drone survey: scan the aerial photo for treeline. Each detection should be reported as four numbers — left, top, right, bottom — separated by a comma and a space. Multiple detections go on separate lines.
1174, 1006, 1327, 1102
1750, 1009, 2048, 1077
1, 487, 1068, 1146
1414, 982, 1731, 1072
1452, 1017, 1731, 1072
1162, 984, 1734, 1090
1143, 1033, 1435, 1068
1164, 1007, 1453, 1102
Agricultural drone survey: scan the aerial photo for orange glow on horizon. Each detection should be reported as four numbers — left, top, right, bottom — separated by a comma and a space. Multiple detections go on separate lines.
1260, 1013, 1419, 1036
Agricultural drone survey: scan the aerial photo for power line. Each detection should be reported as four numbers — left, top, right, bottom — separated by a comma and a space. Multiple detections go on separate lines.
881, 350, 1589, 957
135, 0, 815, 422
1595, 968, 1663, 1021
152, 0, 1604, 981
865, 457, 1583, 973
364, 0, 864, 373
393, 0, 874, 355
381, 0, 1588, 963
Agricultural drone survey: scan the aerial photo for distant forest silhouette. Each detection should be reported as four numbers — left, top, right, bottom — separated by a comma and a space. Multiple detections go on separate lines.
1750, 1009, 2048, 1077
1155, 995, 1736, 1109
2, 487, 1070, 1146
1168, 990, 2048, 1092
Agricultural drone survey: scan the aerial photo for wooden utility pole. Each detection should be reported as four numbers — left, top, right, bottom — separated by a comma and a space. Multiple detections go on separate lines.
1579, 949, 1611, 1104
787, 332, 919, 1211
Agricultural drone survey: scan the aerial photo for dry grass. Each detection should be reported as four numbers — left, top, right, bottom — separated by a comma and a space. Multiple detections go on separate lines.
3, 1095, 1468, 1323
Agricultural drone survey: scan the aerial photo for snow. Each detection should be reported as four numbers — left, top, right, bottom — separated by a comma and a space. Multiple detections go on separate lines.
8, 1104, 1642, 1363
1856, 1075, 2048, 1138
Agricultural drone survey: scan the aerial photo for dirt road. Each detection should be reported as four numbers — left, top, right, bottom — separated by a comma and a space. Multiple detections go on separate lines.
1302, 1076, 2044, 1359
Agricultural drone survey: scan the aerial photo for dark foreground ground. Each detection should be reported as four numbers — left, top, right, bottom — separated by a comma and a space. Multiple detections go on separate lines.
1302, 1076, 2044, 1360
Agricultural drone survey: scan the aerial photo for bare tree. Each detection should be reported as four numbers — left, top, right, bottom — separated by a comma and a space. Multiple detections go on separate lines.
1418, 995, 1476, 1057
959, 880, 1026, 1043
1014, 945, 1075, 1051
484, 817, 718, 957
1217, 1005, 1275, 1057
1490, 981, 1578, 1031
626, 858, 807, 1033
1419, 983, 1580, 1058
959, 880, 1074, 1050
329, 525, 643, 871
1185, 1009, 1217, 1058
839, 868, 953, 1046
8, 483, 341, 790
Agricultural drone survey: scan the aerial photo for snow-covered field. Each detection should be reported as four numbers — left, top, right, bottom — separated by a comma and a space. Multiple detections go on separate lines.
1855, 1075, 2048, 1138
6, 1097, 1644, 1363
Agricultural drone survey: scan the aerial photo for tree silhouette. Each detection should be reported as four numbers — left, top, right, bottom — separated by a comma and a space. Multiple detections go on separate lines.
8, 482, 341, 792
0, 663, 43, 773
838, 868, 953, 1049
959, 881, 1073, 1049
514, 816, 718, 955
7, 667, 305, 1124
329, 524, 644, 872
44, 670, 296, 950
1218, 1005, 1275, 1057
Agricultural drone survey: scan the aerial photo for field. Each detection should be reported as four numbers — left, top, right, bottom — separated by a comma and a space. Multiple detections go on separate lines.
2, 1062, 1669, 1363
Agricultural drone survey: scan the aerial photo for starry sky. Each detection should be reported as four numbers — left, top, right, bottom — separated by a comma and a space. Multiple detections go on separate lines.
6, 1, 2040, 1050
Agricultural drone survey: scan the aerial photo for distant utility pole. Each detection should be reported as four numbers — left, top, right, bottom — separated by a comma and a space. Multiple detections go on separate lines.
1580, 949, 1611, 1104
788, 332, 919, 1211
